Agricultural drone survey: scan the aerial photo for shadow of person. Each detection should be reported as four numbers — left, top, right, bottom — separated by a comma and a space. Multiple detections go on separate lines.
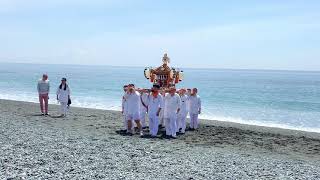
115, 130, 128, 136
49, 114, 64, 118
29, 113, 45, 117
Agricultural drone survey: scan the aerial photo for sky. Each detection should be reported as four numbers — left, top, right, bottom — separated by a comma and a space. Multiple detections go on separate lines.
0, 0, 319, 70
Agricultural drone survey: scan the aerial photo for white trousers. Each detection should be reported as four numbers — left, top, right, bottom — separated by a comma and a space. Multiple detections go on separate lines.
60, 102, 68, 116
122, 114, 127, 130
165, 113, 177, 137
140, 110, 147, 127
177, 112, 187, 133
149, 114, 159, 136
190, 113, 199, 129
159, 109, 165, 127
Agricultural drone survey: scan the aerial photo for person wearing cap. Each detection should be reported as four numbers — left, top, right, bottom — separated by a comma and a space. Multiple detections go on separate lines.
163, 87, 181, 138
56, 78, 71, 117
177, 89, 188, 134
121, 85, 129, 132
37, 74, 50, 116
147, 85, 163, 137
189, 88, 201, 130
124, 84, 143, 136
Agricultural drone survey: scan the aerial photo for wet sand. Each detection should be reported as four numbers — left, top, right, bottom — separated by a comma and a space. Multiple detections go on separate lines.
1, 99, 320, 179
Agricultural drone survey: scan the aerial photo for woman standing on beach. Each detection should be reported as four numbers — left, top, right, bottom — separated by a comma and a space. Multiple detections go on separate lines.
56, 78, 71, 117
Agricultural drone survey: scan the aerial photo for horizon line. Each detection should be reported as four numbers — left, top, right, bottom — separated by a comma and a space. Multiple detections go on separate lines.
1, 61, 320, 73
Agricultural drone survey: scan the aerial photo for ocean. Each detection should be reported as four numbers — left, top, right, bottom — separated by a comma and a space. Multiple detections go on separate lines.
0, 63, 319, 132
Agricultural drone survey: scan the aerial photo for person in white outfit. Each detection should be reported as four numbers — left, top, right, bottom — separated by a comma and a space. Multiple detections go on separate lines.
56, 78, 71, 117
186, 88, 192, 119
159, 90, 166, 128
164, 87, 181, 139
147, 85, 163, 137
121, 85, 129, 131
189, 88, 201, 130
139, 89, 149, 129
177, 89, 188, 134
124, 84, 143, 136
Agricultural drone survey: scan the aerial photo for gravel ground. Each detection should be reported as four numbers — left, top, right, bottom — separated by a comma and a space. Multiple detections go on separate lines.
1, 99, 320, 179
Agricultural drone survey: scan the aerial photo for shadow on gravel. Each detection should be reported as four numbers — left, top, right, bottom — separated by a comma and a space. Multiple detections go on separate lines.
49, 115, 64, 118
29, 113, 45, 116
115, 127, 188, 140
115, 124, 320, 158
27, 113, 64, 118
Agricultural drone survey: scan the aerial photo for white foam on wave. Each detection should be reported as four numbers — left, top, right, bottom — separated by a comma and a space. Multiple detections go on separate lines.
0, 93, 40, 104
1, 93, 319, 133
200, 114, 320, 133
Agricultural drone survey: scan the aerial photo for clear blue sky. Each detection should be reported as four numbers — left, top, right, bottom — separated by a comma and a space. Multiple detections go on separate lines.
0, 0, 319, 70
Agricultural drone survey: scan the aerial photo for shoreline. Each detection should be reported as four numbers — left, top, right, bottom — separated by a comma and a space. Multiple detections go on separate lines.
1, 99, 320, 179
1, 98, 320, 138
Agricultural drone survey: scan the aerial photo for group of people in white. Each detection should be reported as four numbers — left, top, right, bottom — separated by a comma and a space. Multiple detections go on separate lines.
122, 84, 201, 139
37, 74, 71, 117
37, 73, 202, 139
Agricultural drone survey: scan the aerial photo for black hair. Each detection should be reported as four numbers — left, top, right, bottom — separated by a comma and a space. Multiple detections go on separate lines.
123, 85, 128, 88
59, 83, 68, 90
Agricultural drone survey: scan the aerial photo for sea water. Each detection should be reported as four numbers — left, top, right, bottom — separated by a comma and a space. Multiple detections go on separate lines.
0, 63, 319, 132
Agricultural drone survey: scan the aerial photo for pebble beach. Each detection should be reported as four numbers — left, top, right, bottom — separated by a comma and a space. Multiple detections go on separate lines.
1, 99, 320, 179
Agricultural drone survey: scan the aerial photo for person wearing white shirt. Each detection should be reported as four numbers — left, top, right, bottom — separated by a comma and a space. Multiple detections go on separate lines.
188, 88, 201, 130
121, 85, 129, 131
164, 87, 181, 138
177, 89, 188, 134
56, 78, 71, 117
124, 84, 143, 136
186, 88, 192, 119
159, 90, 166, 128
139, 90, 149, 129
147, 86, 163, 137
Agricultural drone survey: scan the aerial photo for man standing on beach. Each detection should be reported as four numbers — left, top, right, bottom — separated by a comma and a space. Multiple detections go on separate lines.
147, 85, 163, 137
121, 85, 128, 132
164, 87, 181, 138
177, 89, 188, 134
37, 74, 50, 116
189, 88, 201, 130
124, 84, 143, 136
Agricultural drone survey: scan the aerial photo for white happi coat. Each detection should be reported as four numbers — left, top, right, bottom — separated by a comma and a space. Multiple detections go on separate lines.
124, 91, 140, 115
164, 93, 181, 118
147, 94, 163, 116
140, 93, 148, 112
179, 94, 188, 116
188, 95, 201, 115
